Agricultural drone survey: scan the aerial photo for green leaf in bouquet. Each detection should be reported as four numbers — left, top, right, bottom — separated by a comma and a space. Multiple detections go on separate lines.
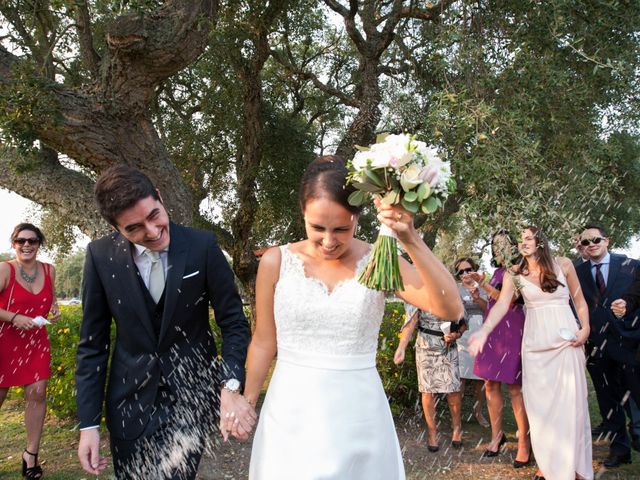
354, 145, 371, 151
421, 196, 438, 214
389, 175, 401, 191
351, 181, 384, 193
435, 197, 443, 208
403, 191, 418, 203
381, 189, 400, 206
365, 168, 385, 188
348, 190, 367, 206
376, 132, 389, 144
401, 197, 419, 213
417, 182, 431, 201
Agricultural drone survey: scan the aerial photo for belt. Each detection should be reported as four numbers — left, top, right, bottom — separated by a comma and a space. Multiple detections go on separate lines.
417, 325, 444, 337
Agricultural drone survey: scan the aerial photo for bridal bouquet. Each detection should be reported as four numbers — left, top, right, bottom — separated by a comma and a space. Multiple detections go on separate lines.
346, 133, 454, 291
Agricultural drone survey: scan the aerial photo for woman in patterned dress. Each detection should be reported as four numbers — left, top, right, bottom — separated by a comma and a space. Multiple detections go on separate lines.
394, 303, 467, 451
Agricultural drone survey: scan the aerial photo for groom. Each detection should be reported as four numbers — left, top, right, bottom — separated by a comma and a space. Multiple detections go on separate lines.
76, 165, 253, 479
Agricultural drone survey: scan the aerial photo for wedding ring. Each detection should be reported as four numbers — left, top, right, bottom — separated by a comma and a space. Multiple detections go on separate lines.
396, 213, 402, 220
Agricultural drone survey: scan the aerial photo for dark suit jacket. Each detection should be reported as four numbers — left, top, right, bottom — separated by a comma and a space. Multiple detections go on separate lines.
75, 223, 249, 440
576, 253, 639, 363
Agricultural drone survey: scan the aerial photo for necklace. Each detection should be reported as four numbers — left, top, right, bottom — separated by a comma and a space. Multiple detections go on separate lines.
19, 263, 38, 284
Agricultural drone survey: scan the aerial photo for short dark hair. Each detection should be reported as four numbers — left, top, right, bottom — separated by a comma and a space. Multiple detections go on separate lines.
11, 223, 45, 246
298, 155, 362, 215
582, 224, 607, 238
94, 164, 160, 227
453, 257, 479, 274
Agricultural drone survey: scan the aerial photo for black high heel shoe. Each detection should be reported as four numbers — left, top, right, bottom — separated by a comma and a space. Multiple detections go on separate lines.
513, 448, 532, 468
427, 444, 440, 452
22, 450, 43, 479
482, 433, 507, 458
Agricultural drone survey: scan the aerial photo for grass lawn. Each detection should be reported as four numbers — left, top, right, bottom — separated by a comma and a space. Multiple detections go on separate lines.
0, 398, 114, 480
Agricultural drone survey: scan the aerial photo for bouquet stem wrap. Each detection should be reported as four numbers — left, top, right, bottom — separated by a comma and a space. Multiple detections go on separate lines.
358, 224, 404, 292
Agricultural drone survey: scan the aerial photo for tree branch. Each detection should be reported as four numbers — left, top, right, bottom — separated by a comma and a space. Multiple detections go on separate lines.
102, 0, 218, 108
73, 0, 101, 78
0, 147, 108, 239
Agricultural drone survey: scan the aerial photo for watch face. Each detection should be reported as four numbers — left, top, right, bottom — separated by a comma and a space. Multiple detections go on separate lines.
225, 379, 241, 391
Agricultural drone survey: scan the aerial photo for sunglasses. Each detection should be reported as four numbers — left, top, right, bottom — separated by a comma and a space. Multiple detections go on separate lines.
14, 237, 40, 246
456, 268, 474, 277
580, 237, 605, 247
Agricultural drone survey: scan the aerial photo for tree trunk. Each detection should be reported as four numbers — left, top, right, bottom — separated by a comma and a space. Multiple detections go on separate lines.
0, 0, 218, 235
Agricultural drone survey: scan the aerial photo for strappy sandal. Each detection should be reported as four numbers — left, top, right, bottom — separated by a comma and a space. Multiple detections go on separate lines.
22, 449, 43, 479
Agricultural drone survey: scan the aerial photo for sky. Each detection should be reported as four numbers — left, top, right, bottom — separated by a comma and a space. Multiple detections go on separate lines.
2, 187, 639, 265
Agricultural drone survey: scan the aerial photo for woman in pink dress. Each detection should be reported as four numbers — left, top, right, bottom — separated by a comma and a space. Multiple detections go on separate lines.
0, 223, 60, 479
470, 226, 593, 480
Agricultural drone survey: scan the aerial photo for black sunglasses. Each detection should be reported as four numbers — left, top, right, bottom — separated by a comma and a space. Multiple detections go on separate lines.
456, 268, 474, 277
14, 237, 40, 246
580, 237, 605, 247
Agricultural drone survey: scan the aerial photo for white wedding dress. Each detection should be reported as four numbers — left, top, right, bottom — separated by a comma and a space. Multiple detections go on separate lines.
249, 245, 405, 480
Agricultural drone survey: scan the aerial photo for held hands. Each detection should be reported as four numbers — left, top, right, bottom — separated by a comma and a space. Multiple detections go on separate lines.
219, 389, 257, 442
78, 428, 108, 475
611, 299, 627, 318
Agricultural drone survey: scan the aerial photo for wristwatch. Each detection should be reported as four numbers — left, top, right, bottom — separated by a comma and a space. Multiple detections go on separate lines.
222, 378, 241, 393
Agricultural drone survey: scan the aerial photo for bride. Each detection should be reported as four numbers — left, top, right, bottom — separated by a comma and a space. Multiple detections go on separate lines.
242, 155, 463, 479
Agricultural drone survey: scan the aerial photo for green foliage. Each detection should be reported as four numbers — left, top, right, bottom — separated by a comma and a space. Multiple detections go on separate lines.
0, 63, 61, 155
54, 250, 85, 298
46, 305, 82, 419
376, 302, 418, 414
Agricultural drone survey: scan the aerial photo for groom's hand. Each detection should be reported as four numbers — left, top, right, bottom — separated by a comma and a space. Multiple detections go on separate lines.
78, 428, 108, 475
219, 389, 257, 441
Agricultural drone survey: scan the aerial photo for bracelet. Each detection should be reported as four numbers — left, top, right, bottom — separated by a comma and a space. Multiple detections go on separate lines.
10, 312, 19, 324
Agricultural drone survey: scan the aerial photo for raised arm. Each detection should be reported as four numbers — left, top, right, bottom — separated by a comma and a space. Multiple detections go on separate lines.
374, 199, 463, 320
243, 247, 280, 409
467, 270, 518, 355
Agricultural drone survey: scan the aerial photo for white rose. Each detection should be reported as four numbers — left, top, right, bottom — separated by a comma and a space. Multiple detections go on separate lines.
352, 151, 370, 171
400, 163, 424, 192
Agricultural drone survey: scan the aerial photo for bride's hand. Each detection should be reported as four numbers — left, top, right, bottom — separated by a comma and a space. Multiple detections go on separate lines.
467, 329, 489, 356
373, 197, 416, 243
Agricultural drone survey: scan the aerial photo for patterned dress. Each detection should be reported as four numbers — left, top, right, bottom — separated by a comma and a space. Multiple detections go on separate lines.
405, 304, 461, 394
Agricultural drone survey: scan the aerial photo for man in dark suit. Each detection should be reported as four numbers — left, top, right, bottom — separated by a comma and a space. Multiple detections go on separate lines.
76, 165, 253, 479
611, 267, 640, 449
576, 224, 639, 468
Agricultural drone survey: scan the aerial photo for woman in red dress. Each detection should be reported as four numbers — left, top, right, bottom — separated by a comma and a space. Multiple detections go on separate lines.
0, 223, 60, 479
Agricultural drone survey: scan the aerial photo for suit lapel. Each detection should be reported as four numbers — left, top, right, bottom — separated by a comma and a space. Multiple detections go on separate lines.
604, 255, 622, 297
113, 234, 158, 342
159, 223, 188, 342
577, 263, 597, 300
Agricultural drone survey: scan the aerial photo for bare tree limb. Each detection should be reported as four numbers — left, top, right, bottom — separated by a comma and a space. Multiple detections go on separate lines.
73, 0, 101, 78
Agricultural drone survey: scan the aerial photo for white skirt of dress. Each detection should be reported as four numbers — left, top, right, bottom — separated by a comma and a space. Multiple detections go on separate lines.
249, 348, 405, 480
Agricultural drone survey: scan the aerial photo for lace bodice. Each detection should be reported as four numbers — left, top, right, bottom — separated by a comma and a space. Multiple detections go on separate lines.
273, 245, 386, 356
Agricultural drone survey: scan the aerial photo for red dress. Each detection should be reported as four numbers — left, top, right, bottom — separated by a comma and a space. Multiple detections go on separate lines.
0, 262, 53, 387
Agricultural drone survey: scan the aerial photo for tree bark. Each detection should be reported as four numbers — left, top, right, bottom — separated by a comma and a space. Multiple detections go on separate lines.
0, 1, 218, 234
